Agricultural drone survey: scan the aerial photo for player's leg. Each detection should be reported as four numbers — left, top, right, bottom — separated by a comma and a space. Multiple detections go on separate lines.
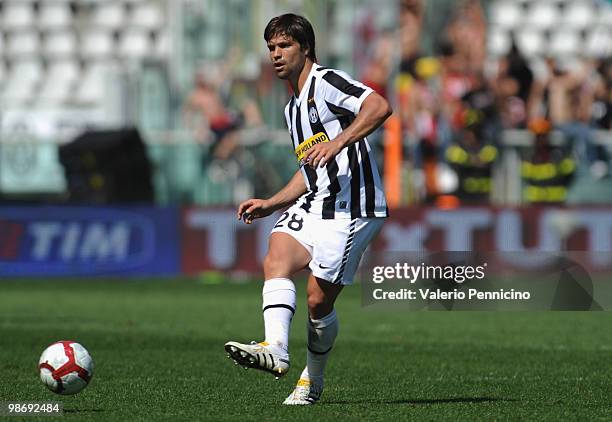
226, 208, 313, 378
304, 276, 343, 385
283, 275, 342, 404
260, 232, 311, 353
285, 217, 385, 404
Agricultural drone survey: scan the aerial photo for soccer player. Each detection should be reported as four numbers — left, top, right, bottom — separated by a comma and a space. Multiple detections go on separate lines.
225, 13, 391, 405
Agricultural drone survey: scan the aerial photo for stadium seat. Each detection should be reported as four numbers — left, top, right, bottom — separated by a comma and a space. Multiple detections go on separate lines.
130, 2, 164, 29
525, 2, 559, 29
74, 64, 106, 104
1, 84, 34, 105
2, 2, 35, 29
599, 6, 612, 27
548, 30, 580, 57
118, 30, 150, 58
38, 1, 72, 29
516, 29, 544, 57
43, 31, 77, 58
584, 28, 612, 58
9, 59, 44, 83
147, 143, 170, 204
562, 1, 596, 29
2, 59, 41, 104
80, 30, 115, 58
91, 2, 126, 29
6, 32, 39, 58
1, 71, 37, 105
490, 1, 522, 29
47, 59, 81, 84
154, 30, 170, 58
0, 61, 6, 84
487, 28, 511, 57
164, 143, 202, 203
194, 171, 236, 205
75, 79, 104, 105
0, 0, 172, 120
38, 77, 73, 105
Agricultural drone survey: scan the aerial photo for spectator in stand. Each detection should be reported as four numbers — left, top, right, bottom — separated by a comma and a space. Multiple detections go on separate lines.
492, 40, 533, 129
461, 72, 500, 142
183, 68, 241, 163
399, 0, 423, 70
396, 0, 433, 201
397, 0, 487, 203
403, 56, 443, 202
361, 32, 394, 100
521, 118, 576, 204
445, 108, 498, 204
396, 0, 425, 138
438, 40, 473, 122
444, 0, 487, 75
434, 39, 476, 201
361, 31, 395, 171
592, 58, 612, 130
529, 58, 607, 179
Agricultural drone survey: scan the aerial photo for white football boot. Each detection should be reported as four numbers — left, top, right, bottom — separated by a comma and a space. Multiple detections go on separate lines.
224, 341, 290, 379
283, 378, 323, 405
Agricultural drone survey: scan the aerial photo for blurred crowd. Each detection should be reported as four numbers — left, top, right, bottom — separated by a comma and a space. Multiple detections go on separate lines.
393, 0, 611, 206
182, 0, 612, 206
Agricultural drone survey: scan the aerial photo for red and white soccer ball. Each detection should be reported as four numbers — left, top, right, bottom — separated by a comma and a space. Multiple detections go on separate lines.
38, 341, 94, 395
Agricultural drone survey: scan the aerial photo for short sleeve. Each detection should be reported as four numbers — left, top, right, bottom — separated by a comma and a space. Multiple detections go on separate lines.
320, 69, 374, 115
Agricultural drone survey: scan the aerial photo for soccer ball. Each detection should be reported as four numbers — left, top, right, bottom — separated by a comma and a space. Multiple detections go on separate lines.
38, 341, 94, 395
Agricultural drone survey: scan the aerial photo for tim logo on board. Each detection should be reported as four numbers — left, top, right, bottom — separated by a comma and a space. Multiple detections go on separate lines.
0, 207, 179, 276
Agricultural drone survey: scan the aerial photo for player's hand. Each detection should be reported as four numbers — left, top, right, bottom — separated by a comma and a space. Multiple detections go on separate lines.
237, 198, 274, 224
302, 140, 345, 168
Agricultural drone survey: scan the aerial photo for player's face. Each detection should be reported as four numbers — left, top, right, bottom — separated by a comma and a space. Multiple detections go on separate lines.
267, 34, 307, 80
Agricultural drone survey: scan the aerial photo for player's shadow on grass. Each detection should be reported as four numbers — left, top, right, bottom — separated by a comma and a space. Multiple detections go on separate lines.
326, 397, 518, 405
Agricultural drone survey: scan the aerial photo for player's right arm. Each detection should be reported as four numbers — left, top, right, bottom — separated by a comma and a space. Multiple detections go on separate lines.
237, 170, 307, 224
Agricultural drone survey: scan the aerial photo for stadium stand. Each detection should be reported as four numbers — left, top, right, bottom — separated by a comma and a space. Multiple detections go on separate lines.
0, 0, 610, 206
488, 0, 611, 60
38, 1, 73, 30
0, 0, 169, 110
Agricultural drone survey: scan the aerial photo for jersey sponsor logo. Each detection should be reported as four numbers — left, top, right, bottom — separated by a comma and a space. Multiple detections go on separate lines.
308, 107, 319, 123
295, 132, 330, 163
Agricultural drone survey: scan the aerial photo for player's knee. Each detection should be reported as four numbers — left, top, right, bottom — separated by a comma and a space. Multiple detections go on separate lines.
307, 291, 330, 316
263, 251, 289, 278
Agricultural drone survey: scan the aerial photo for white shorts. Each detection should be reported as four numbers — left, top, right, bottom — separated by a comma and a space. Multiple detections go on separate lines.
270, 204, 385, 285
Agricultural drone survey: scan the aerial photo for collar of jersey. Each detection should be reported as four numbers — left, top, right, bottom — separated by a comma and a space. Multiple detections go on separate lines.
293, 63, 321, 105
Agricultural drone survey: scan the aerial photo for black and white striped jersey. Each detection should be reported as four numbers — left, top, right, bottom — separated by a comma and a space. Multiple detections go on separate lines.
284, 63, 388, 220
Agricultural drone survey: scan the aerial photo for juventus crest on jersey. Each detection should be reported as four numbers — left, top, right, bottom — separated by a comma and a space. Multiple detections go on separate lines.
284, 64, 388, 220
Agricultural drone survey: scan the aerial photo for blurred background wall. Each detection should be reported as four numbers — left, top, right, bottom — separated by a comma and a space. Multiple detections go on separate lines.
1, 0, 611, 207
1, 0, 612, 276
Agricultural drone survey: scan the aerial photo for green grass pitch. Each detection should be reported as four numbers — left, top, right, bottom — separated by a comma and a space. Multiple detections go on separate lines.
1, 278, 610, 421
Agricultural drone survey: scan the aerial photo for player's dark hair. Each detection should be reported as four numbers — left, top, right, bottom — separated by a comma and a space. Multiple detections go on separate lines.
264, 13, 317, 62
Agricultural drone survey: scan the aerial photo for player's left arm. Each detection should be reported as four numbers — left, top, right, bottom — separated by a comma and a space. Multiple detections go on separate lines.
303, 92, 392, 168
